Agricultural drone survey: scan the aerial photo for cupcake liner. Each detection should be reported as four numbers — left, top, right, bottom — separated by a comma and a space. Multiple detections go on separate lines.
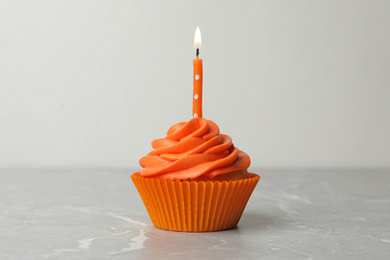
131, 172, 260, 232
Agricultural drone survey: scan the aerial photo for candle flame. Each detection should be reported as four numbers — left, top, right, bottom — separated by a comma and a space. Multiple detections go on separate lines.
194, 26, 202, 49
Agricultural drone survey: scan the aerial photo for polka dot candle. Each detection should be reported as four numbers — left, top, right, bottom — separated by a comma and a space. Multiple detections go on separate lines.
193, 27, 203, 118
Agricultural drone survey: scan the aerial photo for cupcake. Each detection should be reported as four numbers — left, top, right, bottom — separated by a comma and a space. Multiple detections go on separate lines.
131, 117, 260, 232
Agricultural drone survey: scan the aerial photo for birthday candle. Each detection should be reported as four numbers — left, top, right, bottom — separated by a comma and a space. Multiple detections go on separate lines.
193, 26, 203, 118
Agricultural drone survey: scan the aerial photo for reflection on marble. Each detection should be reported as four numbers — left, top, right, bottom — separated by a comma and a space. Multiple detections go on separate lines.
0, 169, 389, 259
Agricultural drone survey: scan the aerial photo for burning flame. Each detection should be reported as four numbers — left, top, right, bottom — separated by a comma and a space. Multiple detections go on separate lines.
194, 26, 202, 49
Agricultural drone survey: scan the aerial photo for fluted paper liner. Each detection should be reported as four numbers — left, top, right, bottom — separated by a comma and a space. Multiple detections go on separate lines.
131, 172, 260, 232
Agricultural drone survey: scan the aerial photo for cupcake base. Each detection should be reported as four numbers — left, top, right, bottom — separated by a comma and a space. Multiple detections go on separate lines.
131, 172, 260, 232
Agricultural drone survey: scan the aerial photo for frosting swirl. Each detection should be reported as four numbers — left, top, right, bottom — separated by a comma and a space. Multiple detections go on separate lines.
139, 118, 250, 180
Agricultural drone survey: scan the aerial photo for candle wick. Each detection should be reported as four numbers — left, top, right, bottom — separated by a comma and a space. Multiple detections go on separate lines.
196, 48, 199, 59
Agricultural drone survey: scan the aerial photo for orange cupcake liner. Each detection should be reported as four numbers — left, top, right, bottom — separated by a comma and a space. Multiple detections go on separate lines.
131, 172, 260, 232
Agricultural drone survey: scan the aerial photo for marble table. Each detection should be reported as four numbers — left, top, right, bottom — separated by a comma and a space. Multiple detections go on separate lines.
1, 169, 389, 259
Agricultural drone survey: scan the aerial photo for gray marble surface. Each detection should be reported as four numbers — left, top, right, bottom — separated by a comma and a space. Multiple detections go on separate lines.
0, 169, 389, 259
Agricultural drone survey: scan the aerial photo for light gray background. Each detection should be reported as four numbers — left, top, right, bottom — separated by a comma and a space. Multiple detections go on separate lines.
1, 0, 389, 169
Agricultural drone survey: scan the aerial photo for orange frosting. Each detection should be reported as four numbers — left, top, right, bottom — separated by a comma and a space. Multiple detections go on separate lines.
139, 118, 250, 180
